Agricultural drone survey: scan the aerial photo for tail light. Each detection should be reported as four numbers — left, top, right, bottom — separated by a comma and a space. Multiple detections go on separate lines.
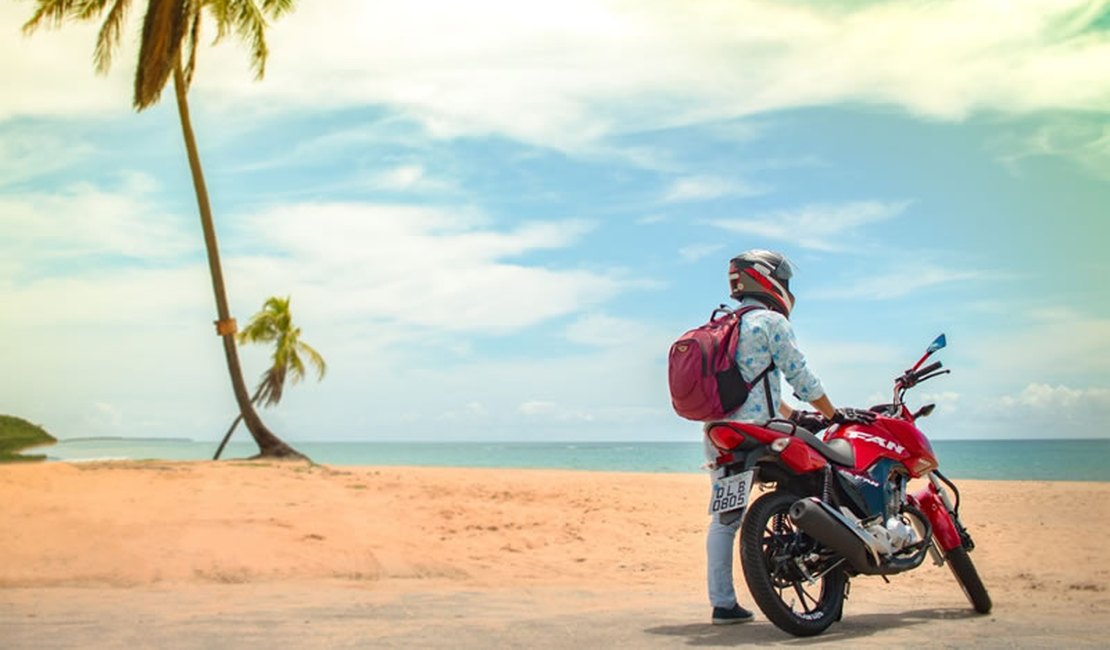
707, 424, 746, 451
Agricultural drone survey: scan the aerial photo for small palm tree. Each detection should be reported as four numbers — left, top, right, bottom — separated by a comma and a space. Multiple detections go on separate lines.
24, 0, 305, 459
213, 296, 325, 459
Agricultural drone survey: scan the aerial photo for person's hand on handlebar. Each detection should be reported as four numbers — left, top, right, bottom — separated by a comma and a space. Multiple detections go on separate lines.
830, 407, 877, 425
783, 397, 878, 430
787, 410, 828, 432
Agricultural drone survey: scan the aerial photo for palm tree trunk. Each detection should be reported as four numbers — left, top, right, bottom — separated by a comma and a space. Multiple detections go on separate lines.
212, 414, 243, 460
213, 384, 265, 460
172, 56, 305, 461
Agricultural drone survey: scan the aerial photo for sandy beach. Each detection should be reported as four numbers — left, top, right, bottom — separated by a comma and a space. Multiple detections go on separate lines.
2, 460, 1108, 648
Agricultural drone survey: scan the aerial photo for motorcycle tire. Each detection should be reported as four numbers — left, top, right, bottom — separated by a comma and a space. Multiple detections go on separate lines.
945, 546, 992, 614
740, 490, 847, 637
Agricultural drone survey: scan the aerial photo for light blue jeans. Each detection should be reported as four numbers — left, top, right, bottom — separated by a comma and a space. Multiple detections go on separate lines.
707, 476, 744, 608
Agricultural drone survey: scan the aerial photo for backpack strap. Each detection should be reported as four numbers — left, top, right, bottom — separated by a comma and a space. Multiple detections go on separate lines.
752, 363, 777, 419
731, 305, 777, 418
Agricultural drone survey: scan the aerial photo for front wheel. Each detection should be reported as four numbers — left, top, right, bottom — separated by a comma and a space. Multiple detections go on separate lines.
740, 490, 847, 637
946, 546, 992, 614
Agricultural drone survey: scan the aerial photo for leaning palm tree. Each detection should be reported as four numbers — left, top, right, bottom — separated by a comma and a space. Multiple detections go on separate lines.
24, 0, 305, 459
214, 296, 325, 459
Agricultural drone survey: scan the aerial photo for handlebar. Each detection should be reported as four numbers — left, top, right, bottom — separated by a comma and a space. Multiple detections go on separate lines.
892, 337, 951, 411
896, 360, 945, 400
915, 361, 943, 378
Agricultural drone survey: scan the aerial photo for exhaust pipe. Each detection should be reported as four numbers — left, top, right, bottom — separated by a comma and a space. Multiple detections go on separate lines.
789, 497, 882, 574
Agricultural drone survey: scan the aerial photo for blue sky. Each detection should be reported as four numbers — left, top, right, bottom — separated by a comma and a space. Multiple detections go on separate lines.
2, 0, 1108, 443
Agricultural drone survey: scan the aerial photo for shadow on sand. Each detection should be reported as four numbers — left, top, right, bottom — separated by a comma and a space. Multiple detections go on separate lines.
645, 607, 980, 646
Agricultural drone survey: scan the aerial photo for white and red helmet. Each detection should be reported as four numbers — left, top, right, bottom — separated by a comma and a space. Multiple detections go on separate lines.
728, 249, 796, 316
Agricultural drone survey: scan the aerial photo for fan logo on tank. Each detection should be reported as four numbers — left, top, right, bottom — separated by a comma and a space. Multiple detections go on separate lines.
846, 431, 906, 455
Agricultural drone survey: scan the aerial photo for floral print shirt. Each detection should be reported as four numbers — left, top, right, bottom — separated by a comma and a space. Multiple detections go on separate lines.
727, 297, 825, 423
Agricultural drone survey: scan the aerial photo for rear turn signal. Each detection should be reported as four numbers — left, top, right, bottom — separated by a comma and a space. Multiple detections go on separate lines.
770, 437, 791, 453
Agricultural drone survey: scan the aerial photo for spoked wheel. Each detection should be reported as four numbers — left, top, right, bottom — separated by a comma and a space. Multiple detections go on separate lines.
740, 490, 847, 637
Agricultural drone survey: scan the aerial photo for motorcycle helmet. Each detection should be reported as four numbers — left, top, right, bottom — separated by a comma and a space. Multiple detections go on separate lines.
728, 249, 796, 316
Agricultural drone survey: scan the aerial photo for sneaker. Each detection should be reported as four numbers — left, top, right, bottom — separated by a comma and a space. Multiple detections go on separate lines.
711, 604, 754, 625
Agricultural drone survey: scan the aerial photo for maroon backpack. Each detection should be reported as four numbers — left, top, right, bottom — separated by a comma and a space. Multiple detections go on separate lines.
668, 305, 775, 421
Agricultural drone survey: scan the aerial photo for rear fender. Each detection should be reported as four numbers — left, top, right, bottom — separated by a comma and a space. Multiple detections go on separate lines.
910, 485, 960, 552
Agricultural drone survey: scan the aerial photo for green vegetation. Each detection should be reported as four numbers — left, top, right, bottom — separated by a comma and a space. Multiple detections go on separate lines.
214, 296, 326, 460
0, 415, 56, 463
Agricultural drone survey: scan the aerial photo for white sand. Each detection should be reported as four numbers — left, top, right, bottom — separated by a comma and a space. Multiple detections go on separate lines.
1, 461, 1107, 647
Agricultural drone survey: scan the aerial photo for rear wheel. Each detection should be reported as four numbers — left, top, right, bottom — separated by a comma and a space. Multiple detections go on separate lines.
740, 491, 847, 637
946, 546, 992, 614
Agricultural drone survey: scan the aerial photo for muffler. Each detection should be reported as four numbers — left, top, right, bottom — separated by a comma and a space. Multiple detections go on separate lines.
789, 497, 882, 574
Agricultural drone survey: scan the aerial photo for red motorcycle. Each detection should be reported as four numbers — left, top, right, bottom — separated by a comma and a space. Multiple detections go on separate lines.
705, 334, 991, 637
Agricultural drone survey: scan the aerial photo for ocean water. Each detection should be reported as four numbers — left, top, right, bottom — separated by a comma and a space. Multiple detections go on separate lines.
29, 437, 1110, 482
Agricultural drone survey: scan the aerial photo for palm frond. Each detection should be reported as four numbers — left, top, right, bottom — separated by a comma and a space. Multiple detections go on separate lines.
76, 0, 112, 20
256, 365, 286, 407
22, 0, 78, 34
232, 0, 269, 80
182, 5, 202, 85
287, 350, 306, 384
93, 0, 132, 74
133, 0, 190, 110
297, 340, 327, 380
239, 295, 323, 407
259, 0, 293, 19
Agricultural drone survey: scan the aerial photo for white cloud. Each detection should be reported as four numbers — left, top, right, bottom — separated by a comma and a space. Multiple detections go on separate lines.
0, 129, 95, 187
996, 119, 1110, 180
994, 384, 1110, 412
812, 265, 989, 301
918, 391, 962, 416
0, 185, 647, 440
369, 164, 450, 193
707, 200, 910, 251
972, 383, 1110, 438
968, 308, 1110, 380
518, 400, 558, 416
229, 203, 617, 332
377, 164, 423, 190
6, 1, 1109, 151
0, 185, 195, 275
0, 4, 133, 119
563, 313, 665, 348
663, 176, 763, 203
677, 243, 725, 263
516, 400, 596, 422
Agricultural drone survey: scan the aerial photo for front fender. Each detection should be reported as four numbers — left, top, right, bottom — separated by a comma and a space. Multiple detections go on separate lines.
910, 485, 961, 552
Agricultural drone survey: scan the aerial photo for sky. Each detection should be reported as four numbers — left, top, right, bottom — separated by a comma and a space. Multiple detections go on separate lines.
1, 0, 1108, 444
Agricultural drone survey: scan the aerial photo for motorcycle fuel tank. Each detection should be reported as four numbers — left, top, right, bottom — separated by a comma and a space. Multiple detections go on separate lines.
827, 417, 938, 478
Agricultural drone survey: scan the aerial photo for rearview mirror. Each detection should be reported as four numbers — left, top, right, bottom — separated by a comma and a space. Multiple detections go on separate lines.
913, 403, 936, 419
926, 334, 947, 354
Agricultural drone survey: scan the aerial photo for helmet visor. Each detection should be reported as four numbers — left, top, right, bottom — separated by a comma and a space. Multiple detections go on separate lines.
773, 257, 794, 281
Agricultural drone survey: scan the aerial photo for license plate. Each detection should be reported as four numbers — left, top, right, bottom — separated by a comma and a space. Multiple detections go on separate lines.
709, 470, 754, 515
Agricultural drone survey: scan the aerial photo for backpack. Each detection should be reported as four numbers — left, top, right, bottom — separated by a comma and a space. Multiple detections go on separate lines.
668, 305, 775, 421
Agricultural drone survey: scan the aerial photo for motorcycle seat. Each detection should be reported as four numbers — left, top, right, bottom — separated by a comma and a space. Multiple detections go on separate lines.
765, 421, 856, 467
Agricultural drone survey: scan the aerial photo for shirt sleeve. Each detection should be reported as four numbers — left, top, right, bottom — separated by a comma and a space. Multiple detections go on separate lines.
767, 316, 825, 403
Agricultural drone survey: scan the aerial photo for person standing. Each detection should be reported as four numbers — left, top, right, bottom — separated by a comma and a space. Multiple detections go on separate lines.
707, 250, 873, 625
